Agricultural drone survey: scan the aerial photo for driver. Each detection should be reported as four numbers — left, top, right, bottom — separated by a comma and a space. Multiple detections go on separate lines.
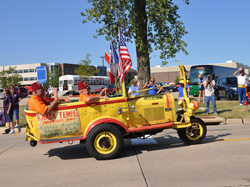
78, 81, 108, 104
27, 82, 71, 115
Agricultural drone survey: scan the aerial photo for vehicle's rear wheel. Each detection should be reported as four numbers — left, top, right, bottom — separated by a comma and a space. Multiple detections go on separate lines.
225, 92, 230, 100
86, 124, 124, 160
177, 117, 207, 145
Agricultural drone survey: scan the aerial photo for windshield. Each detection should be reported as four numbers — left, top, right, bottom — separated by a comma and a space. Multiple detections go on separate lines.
59, 80, 63, 85
103, 85, 108, 89
227, 77, 237, 85
189, 66, 212, 85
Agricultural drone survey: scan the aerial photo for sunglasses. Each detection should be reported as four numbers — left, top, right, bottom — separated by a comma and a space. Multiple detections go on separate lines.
150, 80, 154, 82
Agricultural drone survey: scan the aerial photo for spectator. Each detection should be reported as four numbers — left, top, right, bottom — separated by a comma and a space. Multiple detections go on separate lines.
78, 81, 108, 104
197, 74, 205, 103
128, 79, 141, 96
27, 82, 71, 115
204, 75, 217, 115
178, 84, 190, 101
143, 78, 162, 95
233, 68, 249, 105
10, 85, 24, 129
3, 88, 14, 134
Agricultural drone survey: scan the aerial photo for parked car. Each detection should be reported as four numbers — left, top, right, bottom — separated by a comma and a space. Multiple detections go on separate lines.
15, 87, 28, 98
24, 86, 32, 95
215, 76, 250, 100
94, 84, 116, 95
165, 83, 178, 92
0, 88, 4, 99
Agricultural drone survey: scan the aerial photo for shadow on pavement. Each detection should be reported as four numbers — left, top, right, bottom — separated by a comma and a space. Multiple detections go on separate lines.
44, 133, 231, 160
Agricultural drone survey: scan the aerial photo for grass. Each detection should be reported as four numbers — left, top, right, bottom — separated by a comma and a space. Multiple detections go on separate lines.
1, 100, 249, 128
176, 99, 250, 119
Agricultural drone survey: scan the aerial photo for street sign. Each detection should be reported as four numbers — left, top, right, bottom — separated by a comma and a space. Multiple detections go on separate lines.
36, 66, 47, 84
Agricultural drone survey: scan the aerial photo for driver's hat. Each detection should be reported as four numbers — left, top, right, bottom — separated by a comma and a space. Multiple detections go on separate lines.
78, 81, 89, 91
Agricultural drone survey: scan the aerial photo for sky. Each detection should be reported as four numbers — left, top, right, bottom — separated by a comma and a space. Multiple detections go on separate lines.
1, 0, 250, 70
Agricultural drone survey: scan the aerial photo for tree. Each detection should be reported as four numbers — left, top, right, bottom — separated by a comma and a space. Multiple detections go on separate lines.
175, 76, 180, 83
82, 0, 189, 85
75, 53, 100, 80
0, 67, 22, 88
43, 67, 61, 90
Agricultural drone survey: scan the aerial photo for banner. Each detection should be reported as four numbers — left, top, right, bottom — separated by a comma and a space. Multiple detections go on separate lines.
37, 109, 81, 138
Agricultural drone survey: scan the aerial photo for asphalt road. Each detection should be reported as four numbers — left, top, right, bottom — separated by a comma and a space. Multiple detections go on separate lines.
1, 124, 250, 187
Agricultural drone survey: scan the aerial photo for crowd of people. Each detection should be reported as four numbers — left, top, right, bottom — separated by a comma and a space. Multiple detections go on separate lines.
1, 86, 24, 134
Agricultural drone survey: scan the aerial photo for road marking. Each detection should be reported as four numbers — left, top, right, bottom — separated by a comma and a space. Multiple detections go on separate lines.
131, 136, 158, 145
216, 138, 250, 142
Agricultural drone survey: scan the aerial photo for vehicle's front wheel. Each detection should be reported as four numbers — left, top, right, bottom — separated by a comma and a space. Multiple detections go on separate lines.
86, 124, 124, 160
177, 117, 207, 145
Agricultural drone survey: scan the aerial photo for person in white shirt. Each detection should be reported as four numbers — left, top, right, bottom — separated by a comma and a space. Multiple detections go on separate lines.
233, 68, 249, 105
204, 75, 217, 115
128, 79, 141, 96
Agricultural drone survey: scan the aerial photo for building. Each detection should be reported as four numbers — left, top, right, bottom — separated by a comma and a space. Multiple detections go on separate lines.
150, 60, 250, 83
0, 63, 107, 86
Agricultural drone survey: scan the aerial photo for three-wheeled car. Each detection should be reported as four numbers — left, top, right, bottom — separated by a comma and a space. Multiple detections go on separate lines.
25, 63, 206, 160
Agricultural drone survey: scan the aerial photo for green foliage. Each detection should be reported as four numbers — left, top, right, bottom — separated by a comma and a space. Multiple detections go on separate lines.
43, 67, 61, 90
0, 67, 22, 88
82, 0, 189, 65
75, 53, 100, 80
175, 76, 180, 83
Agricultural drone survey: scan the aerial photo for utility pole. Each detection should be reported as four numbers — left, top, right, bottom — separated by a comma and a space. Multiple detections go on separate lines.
100, 56, 105, 76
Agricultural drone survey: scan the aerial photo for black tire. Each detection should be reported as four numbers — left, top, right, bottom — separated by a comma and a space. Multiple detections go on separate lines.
177, 117, 207, 145
225, 92, 230, 100
30, 140, 37, 147
216, 94, 220, 100
86, 124, 124, 160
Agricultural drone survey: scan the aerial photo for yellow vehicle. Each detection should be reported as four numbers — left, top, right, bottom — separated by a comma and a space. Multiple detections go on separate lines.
25, 63, 206, 160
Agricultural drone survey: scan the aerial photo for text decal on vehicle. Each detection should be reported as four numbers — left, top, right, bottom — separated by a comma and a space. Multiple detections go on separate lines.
36, 109, 81, 138
144, 96, 163, 100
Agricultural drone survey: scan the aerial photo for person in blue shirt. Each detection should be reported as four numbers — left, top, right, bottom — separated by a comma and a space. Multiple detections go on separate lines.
197, 74, 205, 103
143, 78, 162, 95
178, 84, 190, 101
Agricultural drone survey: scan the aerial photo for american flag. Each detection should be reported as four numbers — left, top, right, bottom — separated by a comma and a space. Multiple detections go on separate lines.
118, 30, 132, 83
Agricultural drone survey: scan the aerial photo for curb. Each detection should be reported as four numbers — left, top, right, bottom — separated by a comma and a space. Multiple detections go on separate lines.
198, 116, 250, 125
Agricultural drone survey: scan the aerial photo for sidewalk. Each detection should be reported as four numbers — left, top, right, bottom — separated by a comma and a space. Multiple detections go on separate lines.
198, 116, 250, 125
0, 126, 25, 134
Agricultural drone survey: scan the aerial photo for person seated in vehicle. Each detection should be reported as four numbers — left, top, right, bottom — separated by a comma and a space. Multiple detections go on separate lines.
78, 81, 108, 104
143, 78, 162, 95
27, 82, 71, 115
128, 79, 141, 96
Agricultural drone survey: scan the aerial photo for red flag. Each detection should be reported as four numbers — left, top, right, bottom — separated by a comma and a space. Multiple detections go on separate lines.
105, 52, 110, 64
118, 31, 132, 83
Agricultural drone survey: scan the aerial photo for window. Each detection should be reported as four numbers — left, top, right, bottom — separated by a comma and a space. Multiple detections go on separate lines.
23, 77, 29, 81
24, 69, 29, 73
68, 80, 73, 85
69, 69, 72, 73
65, 68, 68, 73
18, 70, 23, 73
29, 69, 35, 72
74, 80, 77, 85
30, 77, 35, 81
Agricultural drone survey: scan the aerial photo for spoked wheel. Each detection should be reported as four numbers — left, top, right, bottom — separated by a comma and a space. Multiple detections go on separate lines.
86, 124, 124, 160
177, 117, 207, 145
